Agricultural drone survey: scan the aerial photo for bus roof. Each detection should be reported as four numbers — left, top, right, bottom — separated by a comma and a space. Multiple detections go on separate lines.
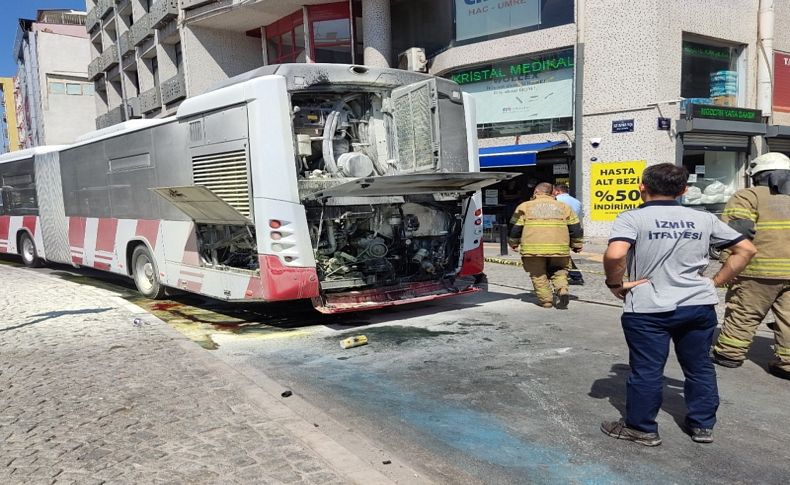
71, 118, 176, 147
0, 146, 68, 164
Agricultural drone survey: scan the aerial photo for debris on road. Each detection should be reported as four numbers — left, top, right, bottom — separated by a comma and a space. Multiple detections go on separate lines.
341, 335, 369, 349
382, 460, 392, 465
281, 390, 293, 398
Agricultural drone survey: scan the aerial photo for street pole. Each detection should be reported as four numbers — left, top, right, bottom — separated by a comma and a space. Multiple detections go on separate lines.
572, 0, 585, 210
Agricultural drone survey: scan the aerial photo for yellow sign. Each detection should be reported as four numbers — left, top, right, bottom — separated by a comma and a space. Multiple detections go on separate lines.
590, 160, 647, 221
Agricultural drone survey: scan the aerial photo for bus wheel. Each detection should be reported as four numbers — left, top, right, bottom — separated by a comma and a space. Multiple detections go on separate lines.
19, 232, 43, 268
131, 245, 167, 299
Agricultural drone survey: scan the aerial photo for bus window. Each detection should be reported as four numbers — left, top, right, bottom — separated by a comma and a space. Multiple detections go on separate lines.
0, 161, 38, 216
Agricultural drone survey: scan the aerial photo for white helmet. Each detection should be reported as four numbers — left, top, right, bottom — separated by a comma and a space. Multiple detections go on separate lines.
747, 152, 790, 176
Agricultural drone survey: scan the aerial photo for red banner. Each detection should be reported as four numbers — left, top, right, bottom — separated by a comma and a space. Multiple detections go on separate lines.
774, 52, 790, 113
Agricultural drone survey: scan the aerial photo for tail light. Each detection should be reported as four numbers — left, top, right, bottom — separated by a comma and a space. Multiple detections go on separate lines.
269, 220, 282, 229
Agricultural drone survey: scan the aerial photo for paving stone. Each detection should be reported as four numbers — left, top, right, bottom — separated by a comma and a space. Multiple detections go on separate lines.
0, 265, 346, 484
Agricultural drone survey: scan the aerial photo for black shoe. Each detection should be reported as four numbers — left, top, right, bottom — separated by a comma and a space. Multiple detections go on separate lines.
601, 419, 662, 446
712, 351, 743, 368
569, 278, 585, 286
683, 423, 714, 443
768, 365, 790, 380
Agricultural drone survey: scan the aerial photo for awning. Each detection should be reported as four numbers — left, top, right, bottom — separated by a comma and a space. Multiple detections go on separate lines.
479, 141, 568, 168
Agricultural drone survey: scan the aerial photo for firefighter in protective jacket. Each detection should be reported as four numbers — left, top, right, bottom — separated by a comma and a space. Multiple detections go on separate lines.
713, 152, 790, 380
509, 182, 584, 309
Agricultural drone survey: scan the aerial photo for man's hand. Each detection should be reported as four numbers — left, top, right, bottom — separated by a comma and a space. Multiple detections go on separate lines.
609, 279, 649, 300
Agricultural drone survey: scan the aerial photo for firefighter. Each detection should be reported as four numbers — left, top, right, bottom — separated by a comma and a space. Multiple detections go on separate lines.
713, 152, 790, 380
509, 182, 583, 309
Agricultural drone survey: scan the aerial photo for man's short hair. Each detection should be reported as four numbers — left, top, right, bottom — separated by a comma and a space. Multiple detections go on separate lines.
641, 163, 689, 196
554, 184, 569, 193
534, 182, 554, 195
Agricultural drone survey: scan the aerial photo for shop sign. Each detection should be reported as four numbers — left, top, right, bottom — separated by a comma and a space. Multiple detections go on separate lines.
690, 104, 761, 122
455, 0, 541, 42
774, 52, 790, 113
657, 117, 671, 130
553, 163, 569, 175
612, 119, 635, 133
590, 160, 647, 221
448, 50, 574, 125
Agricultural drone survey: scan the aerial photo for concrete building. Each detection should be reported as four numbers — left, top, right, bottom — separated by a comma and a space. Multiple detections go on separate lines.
84, 0, 790, 236
0, 78, 21, 153
13, 10, 97, 149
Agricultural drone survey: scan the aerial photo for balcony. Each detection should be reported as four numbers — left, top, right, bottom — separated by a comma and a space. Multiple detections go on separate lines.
140, 86, 162, 114
115, 0, 131, 14
97, 0, 114, 18
85, 8, 100, 33
151, 0, 179, 29
129, 13, 153, 47
158, 17, 180, 44
127, 96, 142, 119
96, 105, 126, 129
161, 72, 186, 105
101, 47, 120, 71
118, 30, 134, 56
87, 56, 103, 81
181, 0, 217, 10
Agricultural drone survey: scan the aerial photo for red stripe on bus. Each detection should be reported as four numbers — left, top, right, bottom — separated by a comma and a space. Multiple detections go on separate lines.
0, 216, 9, 242
95, 218, 118, 254
68, 217, 87, 248
94, 262, 111, 271
246, 255, 320, 301
22, 216, 37, 236
182, 229, 200, 266
135, 219, 160, 249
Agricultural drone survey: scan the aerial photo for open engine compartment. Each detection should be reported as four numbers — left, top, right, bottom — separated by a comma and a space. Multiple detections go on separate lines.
306, 198, 466, 292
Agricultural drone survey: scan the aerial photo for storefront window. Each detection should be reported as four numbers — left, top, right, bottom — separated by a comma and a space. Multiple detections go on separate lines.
681, 38, 744, 110
681, 151, 741, 206
265, 11, 306, 64
307, 3, 352, 64
454, 0, 574, 43
446, 48, 574, 139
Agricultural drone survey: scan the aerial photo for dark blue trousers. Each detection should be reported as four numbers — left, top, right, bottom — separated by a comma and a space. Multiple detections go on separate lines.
621, 305, 719, 433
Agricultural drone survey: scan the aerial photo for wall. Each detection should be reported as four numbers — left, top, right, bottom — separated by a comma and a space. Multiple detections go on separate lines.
0, 78, 20, 151
36, 31, 96, 144
579, 0, 760, 237
182, 25, 264, 97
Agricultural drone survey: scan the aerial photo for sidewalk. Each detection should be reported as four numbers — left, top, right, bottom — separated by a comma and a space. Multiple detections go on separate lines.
0, 264, 395, 485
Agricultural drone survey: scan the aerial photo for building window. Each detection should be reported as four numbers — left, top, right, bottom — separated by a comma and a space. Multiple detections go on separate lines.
175, 42, 183, 70
151, 56, 159, 87
265, 11, 306, 64
307, 2, 352, 64
66, 83, 82, 95
49, 82, 66, 94
446, 48, 575, 139
681, 38, 745, 110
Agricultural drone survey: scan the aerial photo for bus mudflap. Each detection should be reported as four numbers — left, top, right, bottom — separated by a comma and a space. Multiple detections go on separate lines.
311, 280, 480, 314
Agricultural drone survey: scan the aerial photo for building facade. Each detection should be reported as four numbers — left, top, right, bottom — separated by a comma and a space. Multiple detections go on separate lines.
0, 78, 21, 153
84, 0, 790, 236
13, 10, 97, 149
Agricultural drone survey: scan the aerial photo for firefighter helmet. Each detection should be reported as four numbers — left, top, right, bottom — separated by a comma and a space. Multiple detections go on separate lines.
747, 152, 790, 176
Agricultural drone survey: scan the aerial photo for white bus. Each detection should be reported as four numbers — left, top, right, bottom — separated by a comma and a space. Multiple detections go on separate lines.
0, 64, 512, 313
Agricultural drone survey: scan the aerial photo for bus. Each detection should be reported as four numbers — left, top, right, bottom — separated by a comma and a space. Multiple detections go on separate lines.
0, 64, 513, 313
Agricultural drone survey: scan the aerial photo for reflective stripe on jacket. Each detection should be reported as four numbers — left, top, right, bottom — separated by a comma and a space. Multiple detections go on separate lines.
721, 186, 790, 279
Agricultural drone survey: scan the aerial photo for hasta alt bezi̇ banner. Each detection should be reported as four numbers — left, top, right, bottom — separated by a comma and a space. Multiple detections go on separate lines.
590, 160, 647, 221
450, 51, 574, 125
455, 0, 541, 41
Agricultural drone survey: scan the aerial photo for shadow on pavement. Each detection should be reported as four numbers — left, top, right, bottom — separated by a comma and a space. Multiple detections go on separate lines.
588, 363, 690, 430
0, 307, 112, 333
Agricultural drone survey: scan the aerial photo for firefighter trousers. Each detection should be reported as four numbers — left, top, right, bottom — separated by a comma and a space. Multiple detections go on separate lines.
715, 278, 790, 371
521, 256, 570, 305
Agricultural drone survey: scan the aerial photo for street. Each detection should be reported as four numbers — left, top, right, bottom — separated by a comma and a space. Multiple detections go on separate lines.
1, 251, 788, 484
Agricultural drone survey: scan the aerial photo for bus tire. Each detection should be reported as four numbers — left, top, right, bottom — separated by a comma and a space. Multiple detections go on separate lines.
19, 232, 43, 268
131, 245, 167, 299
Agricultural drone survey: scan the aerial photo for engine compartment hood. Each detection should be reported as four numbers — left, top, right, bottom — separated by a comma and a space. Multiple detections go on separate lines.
305, 172, 518, 200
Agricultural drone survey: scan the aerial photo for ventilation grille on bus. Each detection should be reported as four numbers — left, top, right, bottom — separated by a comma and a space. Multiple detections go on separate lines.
192, 149, 250, 217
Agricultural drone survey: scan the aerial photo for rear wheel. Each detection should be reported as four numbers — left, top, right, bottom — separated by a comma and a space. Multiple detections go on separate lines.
131, 245, 167, 299
19, 232, 43, 268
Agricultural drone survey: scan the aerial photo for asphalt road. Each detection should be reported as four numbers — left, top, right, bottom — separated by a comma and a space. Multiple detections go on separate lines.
3, 254, 787, 484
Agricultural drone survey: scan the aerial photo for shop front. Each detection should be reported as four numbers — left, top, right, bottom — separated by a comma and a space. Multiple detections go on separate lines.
676, 105, 766, 211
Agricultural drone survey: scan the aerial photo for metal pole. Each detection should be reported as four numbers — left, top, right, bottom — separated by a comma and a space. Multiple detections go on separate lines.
572, 0, 585, 211
499, 224, 508, 256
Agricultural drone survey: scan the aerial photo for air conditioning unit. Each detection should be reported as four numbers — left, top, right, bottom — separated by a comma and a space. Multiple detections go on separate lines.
398, 47, 428, 73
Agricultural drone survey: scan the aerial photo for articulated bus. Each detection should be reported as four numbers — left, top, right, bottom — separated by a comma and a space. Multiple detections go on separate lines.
0, 64, 513, 313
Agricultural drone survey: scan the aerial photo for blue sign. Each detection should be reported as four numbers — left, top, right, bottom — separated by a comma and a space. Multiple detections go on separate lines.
612, 119, 635, 133
657, 117, 671, 130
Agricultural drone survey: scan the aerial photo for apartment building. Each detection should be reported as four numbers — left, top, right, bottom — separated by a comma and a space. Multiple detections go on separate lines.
0, 78, 20, 153
13, 10, 96, 148
85, 1, 790, 235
